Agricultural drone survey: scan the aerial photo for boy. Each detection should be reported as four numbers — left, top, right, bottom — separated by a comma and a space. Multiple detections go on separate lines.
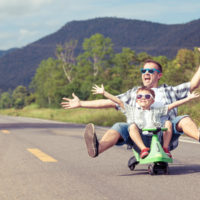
92, 84, 199, 159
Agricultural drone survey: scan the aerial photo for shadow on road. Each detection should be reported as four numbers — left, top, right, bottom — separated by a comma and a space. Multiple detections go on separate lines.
169, 164, 200, 175
0, 122, 85, 129
119, 164, 200, 176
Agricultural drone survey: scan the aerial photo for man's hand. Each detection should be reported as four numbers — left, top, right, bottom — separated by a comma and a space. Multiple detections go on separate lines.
61, 93, 81, 109
91, 84, 105, 95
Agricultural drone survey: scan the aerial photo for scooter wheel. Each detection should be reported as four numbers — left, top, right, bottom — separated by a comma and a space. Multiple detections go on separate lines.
148, 164, 155, 175
128, 156, 139, 171
150, 163, 169, 175
129, 164, 136, 171
164, 166, 169, 175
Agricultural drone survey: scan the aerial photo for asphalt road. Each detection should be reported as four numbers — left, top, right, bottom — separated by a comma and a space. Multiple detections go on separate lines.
0, 115, 199, 200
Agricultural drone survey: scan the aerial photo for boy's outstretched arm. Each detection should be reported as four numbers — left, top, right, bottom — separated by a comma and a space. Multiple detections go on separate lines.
92, 84, 125, 109
168, 91, 200, 111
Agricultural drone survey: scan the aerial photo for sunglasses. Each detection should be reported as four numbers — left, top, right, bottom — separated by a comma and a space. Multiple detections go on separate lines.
140, 68, 161, 74
136, 94, 154, 100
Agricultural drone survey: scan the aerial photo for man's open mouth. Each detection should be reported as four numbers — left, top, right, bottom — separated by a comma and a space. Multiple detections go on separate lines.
144, 76, 151, 81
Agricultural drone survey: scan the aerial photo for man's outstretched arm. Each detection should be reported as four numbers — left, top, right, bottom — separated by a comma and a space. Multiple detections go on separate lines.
190, 48, 200, 92
61, 93, 116, 109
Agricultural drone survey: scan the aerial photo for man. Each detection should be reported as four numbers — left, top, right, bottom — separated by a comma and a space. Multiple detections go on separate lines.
61, 59, 200, 158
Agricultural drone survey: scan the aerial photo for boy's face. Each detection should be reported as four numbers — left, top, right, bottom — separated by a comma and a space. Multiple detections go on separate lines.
136, 90, 154, 109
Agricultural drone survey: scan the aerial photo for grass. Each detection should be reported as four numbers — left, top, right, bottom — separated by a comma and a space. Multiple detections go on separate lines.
178, 101, 200, 127
0, 101, 199, 127
0, 104, 126, 127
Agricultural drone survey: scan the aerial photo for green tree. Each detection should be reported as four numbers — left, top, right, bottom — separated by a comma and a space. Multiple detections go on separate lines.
79, 33, 114, 77
193, 47, 200, 67
175, 48, 195, 70
111, 48, 141, 92
137, 52, 152, 62
56, 40, 77, 83
25, 93, 36, 106
12, 85, 29, 109
0, 92, 12, 109
164, 49, 196, 85
69, 33, 114, 99
31, 58, 67, 107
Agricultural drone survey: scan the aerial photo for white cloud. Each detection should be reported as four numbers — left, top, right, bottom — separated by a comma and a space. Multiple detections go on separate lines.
0, 0, 53, 8
19, 29, 38, 40
0, 0, 200, 50
0, 28, 40, 49
0, 0, 53, 19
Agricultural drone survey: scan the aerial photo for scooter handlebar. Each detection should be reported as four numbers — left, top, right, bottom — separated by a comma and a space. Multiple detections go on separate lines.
142, 127, 168, 132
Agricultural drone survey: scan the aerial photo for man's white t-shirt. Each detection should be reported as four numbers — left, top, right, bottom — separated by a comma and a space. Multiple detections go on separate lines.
151, 88, 168, 124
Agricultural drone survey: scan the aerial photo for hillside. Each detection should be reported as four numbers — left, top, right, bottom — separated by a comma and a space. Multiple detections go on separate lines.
0, 48, 18, 58
0, 17, 200, 91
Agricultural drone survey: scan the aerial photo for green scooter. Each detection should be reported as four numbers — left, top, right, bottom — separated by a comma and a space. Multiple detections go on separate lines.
128, 127, 173, 175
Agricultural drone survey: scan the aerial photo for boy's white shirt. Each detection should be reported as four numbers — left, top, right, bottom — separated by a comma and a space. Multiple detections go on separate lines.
134, 88, 168, 125
122, 103, 168, 133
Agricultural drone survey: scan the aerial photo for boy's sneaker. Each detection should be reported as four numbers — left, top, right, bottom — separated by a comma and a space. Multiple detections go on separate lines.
140, 148, 150, 159
84, 123, 99, 158
163, 147, 172, 158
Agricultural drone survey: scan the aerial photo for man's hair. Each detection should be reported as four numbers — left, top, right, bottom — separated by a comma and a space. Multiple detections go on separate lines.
144, 59, 163, 72
136, 86, 155, 98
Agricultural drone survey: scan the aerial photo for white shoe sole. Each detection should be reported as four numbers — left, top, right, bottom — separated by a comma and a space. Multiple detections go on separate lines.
84, 123, 98, 157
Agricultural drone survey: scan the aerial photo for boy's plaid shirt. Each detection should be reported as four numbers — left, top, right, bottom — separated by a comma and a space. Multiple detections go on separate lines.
117, 82, 191, 120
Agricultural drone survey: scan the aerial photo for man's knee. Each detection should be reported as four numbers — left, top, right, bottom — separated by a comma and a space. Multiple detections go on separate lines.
106, 129, 120, 136
176, 116, 194, 131
176, 116, 200, 141
100, 129, 121, 147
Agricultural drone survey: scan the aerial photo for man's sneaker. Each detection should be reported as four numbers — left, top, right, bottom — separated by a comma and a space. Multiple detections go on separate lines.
140, 148, 150, 159
163, 147, 172, 158
84, 123, 99, 158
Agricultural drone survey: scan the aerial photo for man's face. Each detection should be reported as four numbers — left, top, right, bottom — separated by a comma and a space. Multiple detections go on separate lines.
141, 62, 162, 88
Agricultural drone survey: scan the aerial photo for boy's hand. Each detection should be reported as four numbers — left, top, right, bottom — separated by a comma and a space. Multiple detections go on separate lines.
188, 91, 200, 99
92, 84, 105, 95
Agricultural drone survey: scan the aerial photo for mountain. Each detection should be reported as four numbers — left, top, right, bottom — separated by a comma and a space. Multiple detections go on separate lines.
0, 48, 18, 58
0, 50, 7, 58
0, 17, 200, 91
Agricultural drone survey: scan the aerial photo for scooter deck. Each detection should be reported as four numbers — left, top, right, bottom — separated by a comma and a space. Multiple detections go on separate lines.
133, 133, 173, 165
129, 129, 173, 174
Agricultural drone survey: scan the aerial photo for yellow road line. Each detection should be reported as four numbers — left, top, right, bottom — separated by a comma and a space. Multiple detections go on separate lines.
27, 148, 57, 162
1, 129, 10, 134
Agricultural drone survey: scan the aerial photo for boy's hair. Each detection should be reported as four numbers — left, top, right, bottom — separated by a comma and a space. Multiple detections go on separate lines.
144, 59, 163, 73
136, 86, 155, 98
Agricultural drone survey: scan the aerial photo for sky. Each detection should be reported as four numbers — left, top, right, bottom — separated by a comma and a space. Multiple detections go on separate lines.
0, 0, 200, 50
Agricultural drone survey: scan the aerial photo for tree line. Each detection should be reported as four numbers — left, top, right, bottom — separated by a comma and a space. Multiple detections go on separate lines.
0, 33, 200, 109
